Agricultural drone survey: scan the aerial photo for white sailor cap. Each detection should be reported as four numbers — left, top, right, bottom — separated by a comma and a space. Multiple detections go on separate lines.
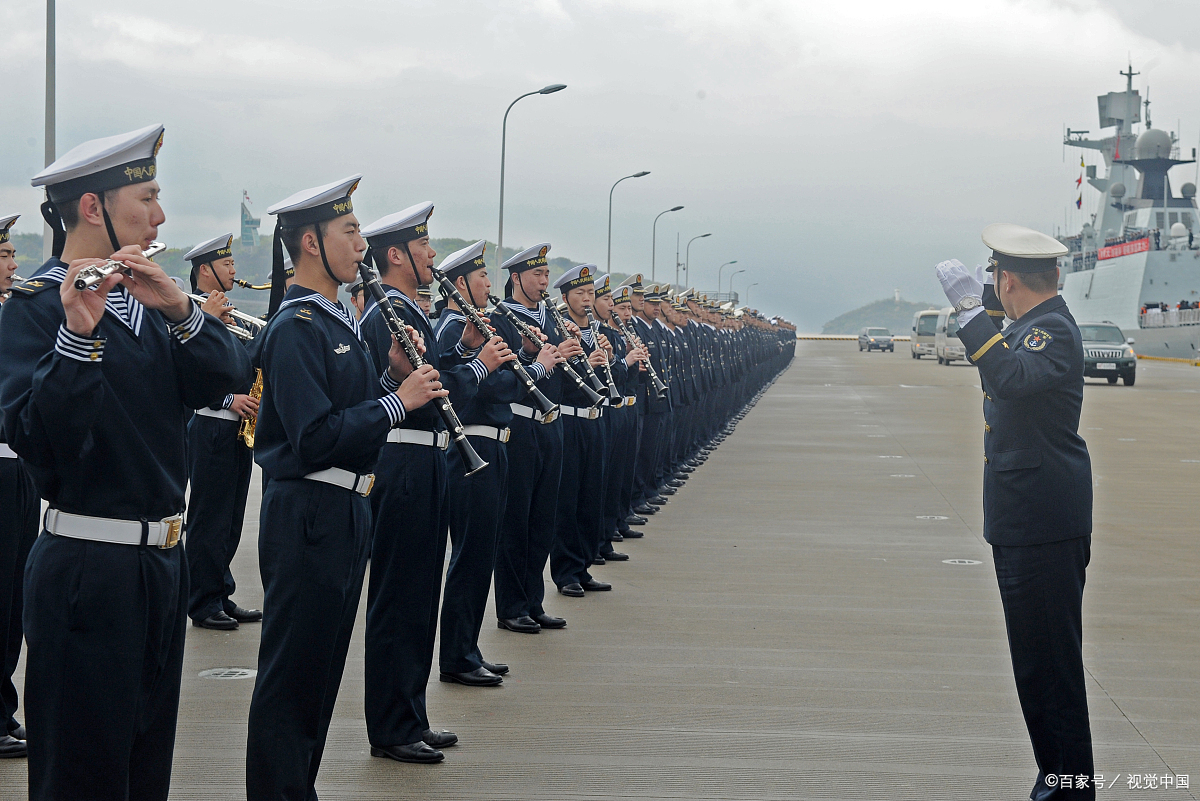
593, 273, 613, 298
438, 239, 488, 281
553, 264, 596, 292
362, 202, 434, 247
617, 273, 644, 294
611, 284, 633, 304
644, 283, 666, 302
0, 214, 18, 244
268, 175, 362, 229
982, 223, 1069, 272
184, 233, 234, 265
503, 243, 551, 273
31, 124, 165, 204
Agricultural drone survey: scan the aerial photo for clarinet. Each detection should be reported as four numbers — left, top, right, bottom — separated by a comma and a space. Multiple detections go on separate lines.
542, 292, 608, 396
611, 313, 668, 398
582, 306, 622, 402
429, 266, 560, 422
487, 294, 605, 408
357, 263, 488, 477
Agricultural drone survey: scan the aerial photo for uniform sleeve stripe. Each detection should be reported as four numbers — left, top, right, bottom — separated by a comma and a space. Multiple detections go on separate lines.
379, 370, 401, 392
468, 358, 488, 383
971, 332, 1005, 361
169, 300, 205, 343
55, 324, 105, 363
527, 362, 548, 382
222, 394, 235, 409
986, 309, 1006, 317
378, 394, 406, 426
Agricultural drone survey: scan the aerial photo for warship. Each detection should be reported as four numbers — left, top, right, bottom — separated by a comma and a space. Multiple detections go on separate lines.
1060, 66, 1200, 359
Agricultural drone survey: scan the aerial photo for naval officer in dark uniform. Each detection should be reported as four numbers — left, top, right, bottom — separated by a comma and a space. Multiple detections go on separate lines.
0, 124, 249, 801
937, 223, 1094, 801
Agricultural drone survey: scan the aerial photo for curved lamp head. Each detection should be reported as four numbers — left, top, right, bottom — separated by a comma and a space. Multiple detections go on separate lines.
670, 205, 684, 211
539, 84, 568, 94
633, 171, 650, 178
700, 233, 712, 238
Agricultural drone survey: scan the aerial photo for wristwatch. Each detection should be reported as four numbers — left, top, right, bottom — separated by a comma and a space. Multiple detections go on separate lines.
954, 296, 982, 312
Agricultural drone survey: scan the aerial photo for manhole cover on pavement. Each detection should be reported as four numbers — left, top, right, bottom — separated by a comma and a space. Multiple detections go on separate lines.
942, 559, 982, 565
199, 668, 257, 680
916, 515, 949, 520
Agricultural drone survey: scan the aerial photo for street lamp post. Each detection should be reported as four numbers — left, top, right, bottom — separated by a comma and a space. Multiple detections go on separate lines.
683, 233, 711, 290
728, 269, 746, 299
606, 171, 650, 273
43, 0, 56, 261
745, 282, 759, 308
496, 83, 566, 285
651, 206, 683, 282
716, 260, 738, 299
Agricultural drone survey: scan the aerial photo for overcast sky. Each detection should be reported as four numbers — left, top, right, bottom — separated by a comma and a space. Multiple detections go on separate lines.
3, 0, 1200, 329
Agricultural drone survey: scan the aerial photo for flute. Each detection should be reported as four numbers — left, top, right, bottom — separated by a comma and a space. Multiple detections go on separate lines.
73, 242, 168, 291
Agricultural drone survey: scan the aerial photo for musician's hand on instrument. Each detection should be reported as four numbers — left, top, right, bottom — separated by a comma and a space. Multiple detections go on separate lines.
409, 325, 427, 357
595, 333, 613, 357
229, 394, 259, 419
520, 325, 547, 354
558, 337, 583, 360
625, 345, 648, 366
203, 291, 236, 325
460, 319, 487, 349
535, 343, 563, 372
563, 319, 582, 338
397, 363, 447, 411
61, 260, 122, 335
478, 336, 516, 372
586, 348, 607, 368
116, 247, 191, 321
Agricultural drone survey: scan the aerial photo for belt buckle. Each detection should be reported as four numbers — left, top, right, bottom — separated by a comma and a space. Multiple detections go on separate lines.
437, 431, 450, 450
160, 514, 183, 549
499, 427, 511, 443
358, 473, 376, 497
587, 407, 600, 420
540, 409, 558, 425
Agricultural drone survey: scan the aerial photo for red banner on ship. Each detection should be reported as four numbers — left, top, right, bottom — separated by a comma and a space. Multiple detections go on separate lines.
1098, 237, 1150, 261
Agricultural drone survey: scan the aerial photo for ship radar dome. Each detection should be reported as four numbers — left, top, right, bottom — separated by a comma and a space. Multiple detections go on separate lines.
1182, 182, 1196, 198
1110, 182, 1126, 199
1136, 128, 1172, 159
1171, 222, 1189, 238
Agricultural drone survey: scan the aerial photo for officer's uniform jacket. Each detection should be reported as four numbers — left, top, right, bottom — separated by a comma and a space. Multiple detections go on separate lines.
958, 294, 1092, 546
434, 308, 528, 427
634, 315, 671, 414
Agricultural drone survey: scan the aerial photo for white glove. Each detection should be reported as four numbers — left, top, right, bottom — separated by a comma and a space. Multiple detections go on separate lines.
936, 258, 985, 326
974, 263, 994, 288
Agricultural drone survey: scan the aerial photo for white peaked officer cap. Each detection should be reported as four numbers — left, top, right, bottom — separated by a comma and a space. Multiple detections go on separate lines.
267, 175, 362, 228
438, 240, 488, 281
503, 243, 551, 273
32, 123, 165, 202
0, 214, 19, 244
184, 233, 234, 265
553, 264, 596, 292
362, 202, 435, 247
982, 223, 1069, 273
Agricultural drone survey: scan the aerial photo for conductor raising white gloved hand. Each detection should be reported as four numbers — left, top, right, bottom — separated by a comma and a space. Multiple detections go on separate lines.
934, 258, 990, 325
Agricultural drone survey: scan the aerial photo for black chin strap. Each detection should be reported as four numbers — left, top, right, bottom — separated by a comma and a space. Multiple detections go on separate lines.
314, 224, 340, 287
464, 278, 481, 313
401, 241, 420, 289
267, 221, 286, 318
39, 200, 67, 259
97, 196, 122, 254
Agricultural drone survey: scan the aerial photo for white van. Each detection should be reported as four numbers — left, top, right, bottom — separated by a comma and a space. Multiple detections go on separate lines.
911, 310, 939, 359
935, 307, 966, 365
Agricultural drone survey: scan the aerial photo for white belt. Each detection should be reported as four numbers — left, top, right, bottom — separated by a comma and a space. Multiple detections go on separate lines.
195, 407, 240, 422
303, 467, 376, 497
462, 425, 511, 443
560, 404, 602, 420
387, 428, 450, 450
510, 403, 557, 423
43, 508, 183, 549
0, 443, 16, 459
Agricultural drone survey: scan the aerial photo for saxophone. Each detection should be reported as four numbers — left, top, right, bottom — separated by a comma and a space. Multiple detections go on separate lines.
238, 369, 263, 448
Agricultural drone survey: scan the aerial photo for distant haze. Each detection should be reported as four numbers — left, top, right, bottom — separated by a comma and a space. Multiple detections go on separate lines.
2, 0, 1198, 330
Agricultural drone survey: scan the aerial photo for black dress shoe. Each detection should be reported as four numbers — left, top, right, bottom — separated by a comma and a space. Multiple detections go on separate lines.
531, 612, 566, 629
497, 616, 541, 634
621, 528, 644, 539
9, 725, 25, 740
581, 578, 612, 592
423, 729, 458, 748
224, 604, 263, 623
658, 486, 676, 496
610, 531, 624, 542
481, 660, 509, 675
591, 555, 606, 566
667, 479, 685, 488
648, 495, 668, 505
633, 504, 657, 515
625, 514, 648, 525
370, 742, 444, 764
678, 464, 695, 473
0, 734, 26, 759
558, 583, 585, 597
439, 667, 502, 687
604, 551, 629, 561
193, 611, 238, 631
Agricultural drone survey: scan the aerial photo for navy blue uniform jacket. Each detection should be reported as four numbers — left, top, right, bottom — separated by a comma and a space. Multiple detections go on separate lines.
958, 294, 1092, 546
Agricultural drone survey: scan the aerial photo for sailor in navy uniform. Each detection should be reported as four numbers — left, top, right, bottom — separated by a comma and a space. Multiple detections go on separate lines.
432, 241, 545, 687
632, 284, 672, 514
548, 264, 617, 596
938, 223, 1094, 801
246, 176, 441, 800
0, 125, 249, 801
0, 213, 35, 760
181, 233, 263, 631
416, 283, 434, 317
609, 283, 651, 535
358, 204, 511, 764
493, 244, 579, 632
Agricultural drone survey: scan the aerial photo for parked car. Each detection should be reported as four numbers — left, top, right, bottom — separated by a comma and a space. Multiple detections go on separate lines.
858, 327, 894, 352
911, 309, 938, 359
1078, 322, 1137, 386
935, 308, 965, 364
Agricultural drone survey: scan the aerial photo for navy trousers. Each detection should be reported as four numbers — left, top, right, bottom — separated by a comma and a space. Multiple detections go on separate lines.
185, 414, 253, 621
495, 416, 563, 620
365, 441, 449, 748
620, 412, 644, 522
247, 479, 370, 801
993, 535, 1094, 801
440, 437, 508, 673
24, 532, 186, 801
549, 414, 607, 588
601, 405, 636, 546
0, 457, 36, 735
633, 411, 666, 506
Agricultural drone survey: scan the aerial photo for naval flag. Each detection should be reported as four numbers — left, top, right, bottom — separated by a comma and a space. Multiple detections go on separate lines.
1076, 174, 1082, 188
1076, 193, 1083, 209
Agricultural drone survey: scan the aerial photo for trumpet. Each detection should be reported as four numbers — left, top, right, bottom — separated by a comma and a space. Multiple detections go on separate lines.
188, 293, 267, 340
73, 242, 168, 290
233, 278, 272, 290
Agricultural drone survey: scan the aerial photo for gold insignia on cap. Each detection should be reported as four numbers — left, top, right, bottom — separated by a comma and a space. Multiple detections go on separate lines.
580, 266, 589, 278
347, 179, 360, 196
539, 246, 549, 257
152, 130, 165, 157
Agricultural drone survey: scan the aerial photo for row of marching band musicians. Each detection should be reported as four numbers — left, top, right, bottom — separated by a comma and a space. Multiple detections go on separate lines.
0, 124, 794, 801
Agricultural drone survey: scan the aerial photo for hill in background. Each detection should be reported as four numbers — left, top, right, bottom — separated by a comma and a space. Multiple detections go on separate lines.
822, 298, 941, 335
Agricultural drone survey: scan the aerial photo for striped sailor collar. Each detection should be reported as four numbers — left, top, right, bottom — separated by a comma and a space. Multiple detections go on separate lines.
433, 307, 466, 338
362, 285, 429, 328
502, 296, 546, 327
277, 285, 362, 341
34, 259, 145, 336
